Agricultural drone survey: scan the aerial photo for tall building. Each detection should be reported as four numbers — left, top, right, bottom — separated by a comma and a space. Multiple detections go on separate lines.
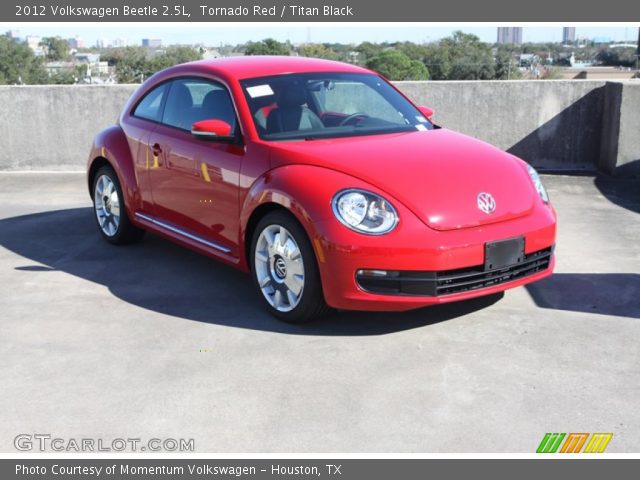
142, 38, 162, 48
563, 27, 576, 44
497, 27, 523, 45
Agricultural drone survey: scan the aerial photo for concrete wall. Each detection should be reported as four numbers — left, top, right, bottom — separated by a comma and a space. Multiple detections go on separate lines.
0, 81, 638, 175
0, 85, 135, 170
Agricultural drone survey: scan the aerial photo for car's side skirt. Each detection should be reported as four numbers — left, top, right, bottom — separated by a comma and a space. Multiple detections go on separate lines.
134, 212, 232, 254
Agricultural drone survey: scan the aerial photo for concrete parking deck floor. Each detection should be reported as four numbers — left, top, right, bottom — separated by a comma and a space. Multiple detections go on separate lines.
0, 173, 638, 453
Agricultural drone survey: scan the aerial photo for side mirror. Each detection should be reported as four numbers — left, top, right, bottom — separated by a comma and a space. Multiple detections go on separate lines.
418, 106, 434, 120
191, 119, 234, 141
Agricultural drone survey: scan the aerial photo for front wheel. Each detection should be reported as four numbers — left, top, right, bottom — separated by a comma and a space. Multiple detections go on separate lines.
250, 211, 329, 323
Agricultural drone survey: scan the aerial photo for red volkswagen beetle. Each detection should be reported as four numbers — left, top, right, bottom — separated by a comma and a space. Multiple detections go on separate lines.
87, 56, 556, 322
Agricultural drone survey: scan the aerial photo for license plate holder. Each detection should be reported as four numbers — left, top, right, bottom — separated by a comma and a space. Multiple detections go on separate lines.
485, 237, 525, 270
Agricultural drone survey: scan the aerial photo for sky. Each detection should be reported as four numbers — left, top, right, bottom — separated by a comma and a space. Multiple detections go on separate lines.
2, 25, 638, 46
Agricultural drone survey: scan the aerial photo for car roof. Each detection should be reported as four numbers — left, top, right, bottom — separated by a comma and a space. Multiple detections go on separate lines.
181, 55, 372, 80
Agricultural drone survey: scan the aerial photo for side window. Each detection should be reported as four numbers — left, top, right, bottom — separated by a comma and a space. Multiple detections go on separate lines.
133, 83, 168, 122
162, 78, 237, 132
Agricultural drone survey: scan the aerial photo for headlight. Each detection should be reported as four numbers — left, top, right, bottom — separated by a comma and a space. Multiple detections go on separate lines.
332, 189, 398, 235
527, 165, 549, 203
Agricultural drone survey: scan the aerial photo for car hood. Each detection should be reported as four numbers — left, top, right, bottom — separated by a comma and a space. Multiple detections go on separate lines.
268, 129, 536, 231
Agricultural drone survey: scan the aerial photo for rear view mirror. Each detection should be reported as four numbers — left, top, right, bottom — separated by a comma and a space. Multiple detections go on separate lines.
418, 106, 434, 120
191, 119, 234, 141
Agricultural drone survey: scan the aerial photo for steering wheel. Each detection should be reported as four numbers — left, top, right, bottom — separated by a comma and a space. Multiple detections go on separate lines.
339, 112, 369, 126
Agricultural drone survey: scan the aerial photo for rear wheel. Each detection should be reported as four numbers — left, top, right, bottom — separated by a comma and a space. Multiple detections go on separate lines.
92, 165, 145, 245
250, 211, 329, 323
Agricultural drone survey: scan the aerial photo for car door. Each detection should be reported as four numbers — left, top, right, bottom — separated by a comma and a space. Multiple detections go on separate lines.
147, 77, 244, 257
123, 81, 170, 214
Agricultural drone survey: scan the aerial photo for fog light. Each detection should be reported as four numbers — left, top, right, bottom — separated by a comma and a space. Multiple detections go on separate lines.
356, 269, 399, 278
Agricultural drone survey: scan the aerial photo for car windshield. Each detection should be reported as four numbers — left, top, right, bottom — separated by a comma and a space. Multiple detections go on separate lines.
240, 72, 433, 141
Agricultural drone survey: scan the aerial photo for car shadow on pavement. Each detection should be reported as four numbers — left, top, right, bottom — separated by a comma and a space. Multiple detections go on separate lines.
0, 207, 504, 336
594, 169, 640, 215
525, 273, 640, 320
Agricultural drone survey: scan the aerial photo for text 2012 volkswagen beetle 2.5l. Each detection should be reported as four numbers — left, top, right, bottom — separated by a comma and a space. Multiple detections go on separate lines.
88, 56, 556, 323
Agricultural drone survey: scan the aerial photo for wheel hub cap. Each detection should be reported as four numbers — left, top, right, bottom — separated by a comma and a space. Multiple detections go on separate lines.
94, 174, 121, 237
254, 224, 305, 313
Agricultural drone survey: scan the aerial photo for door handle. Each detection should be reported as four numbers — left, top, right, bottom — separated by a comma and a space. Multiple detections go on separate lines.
151, 143, 162, 157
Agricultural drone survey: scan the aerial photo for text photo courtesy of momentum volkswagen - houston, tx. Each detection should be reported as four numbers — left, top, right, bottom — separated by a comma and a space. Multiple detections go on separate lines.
0, 0, 639, 477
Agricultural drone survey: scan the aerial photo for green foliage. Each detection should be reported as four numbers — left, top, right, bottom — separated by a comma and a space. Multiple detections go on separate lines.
0, 36, 47, 84
148, 46, 202, 71
48, 70, 77, 84
102, 45, 202, 83
102, 46, 148, 83
355, 41, 385, 62
40, 36, 70, 61
596, 47, 637, 67
299, 43, 339, 60
244, 38, 290, 56
494, 50, 523, 80
424, 31, 495, 80
395, 42, 430, 62
365, 50, 429, 80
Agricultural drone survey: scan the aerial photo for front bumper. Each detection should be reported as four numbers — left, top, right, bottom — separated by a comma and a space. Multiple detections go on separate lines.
310, 202, 557, 312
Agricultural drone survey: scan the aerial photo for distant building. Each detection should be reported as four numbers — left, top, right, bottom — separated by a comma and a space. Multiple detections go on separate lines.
142, 38, 162, 48
112, 38, 128, 48
25, 35, 46, 57
67, 36, 85, 49
497, 27, 523, 45
563, 27, 576, 44
25, 35, 41, 50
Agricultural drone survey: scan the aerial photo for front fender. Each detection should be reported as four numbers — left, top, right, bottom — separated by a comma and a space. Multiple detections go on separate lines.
87, 125, 140, 215
239, 164, 399, 268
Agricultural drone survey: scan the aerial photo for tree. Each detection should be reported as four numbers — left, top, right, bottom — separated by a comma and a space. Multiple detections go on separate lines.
102, 47, 149, 83
596, 47, 637, 67
366, 50, 429, 80
149, 46, 202, 71
395, 42, 430, 63
0, 36, 47, 84
39, 36, 70, 61
244, 39, 290, 56
103, 45, 202, 83
48, 70, 77, 84
494, 49, 523, 80
424, 31, 495, 80
298, 43, 339, 60
355, 41, 384, 63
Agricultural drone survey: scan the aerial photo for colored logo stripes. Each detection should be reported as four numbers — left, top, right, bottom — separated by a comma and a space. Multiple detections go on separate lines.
537, 433, 613, 453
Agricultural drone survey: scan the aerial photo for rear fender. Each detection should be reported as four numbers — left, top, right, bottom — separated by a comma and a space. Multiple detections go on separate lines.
87, 125, 141, 215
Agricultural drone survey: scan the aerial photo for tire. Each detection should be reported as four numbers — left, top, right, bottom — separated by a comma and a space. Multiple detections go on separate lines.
250, 211, 330, 323
92, 165, 145, 245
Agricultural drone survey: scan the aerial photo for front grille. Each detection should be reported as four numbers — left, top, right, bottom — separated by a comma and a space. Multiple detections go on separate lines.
356, 247, 553, 297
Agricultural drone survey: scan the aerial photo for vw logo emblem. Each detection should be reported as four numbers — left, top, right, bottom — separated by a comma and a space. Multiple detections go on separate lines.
274, 257, 287, 278
477, 192, 496, 214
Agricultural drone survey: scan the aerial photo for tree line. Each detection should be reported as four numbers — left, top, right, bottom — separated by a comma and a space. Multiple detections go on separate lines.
1, 30, 637, 85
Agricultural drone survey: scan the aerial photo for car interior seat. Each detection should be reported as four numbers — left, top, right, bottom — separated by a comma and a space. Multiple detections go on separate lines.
266, 86, 324, 134
201, 89, 237, 131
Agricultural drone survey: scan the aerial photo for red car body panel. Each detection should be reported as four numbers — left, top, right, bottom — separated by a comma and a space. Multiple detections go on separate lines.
88, 56, 556, 312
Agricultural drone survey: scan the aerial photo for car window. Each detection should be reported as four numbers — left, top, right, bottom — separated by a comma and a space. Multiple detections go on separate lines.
241, 73, 432, 141
316, 81, 404, 125
162, 78, 237, 132
133, 83, 168, 122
